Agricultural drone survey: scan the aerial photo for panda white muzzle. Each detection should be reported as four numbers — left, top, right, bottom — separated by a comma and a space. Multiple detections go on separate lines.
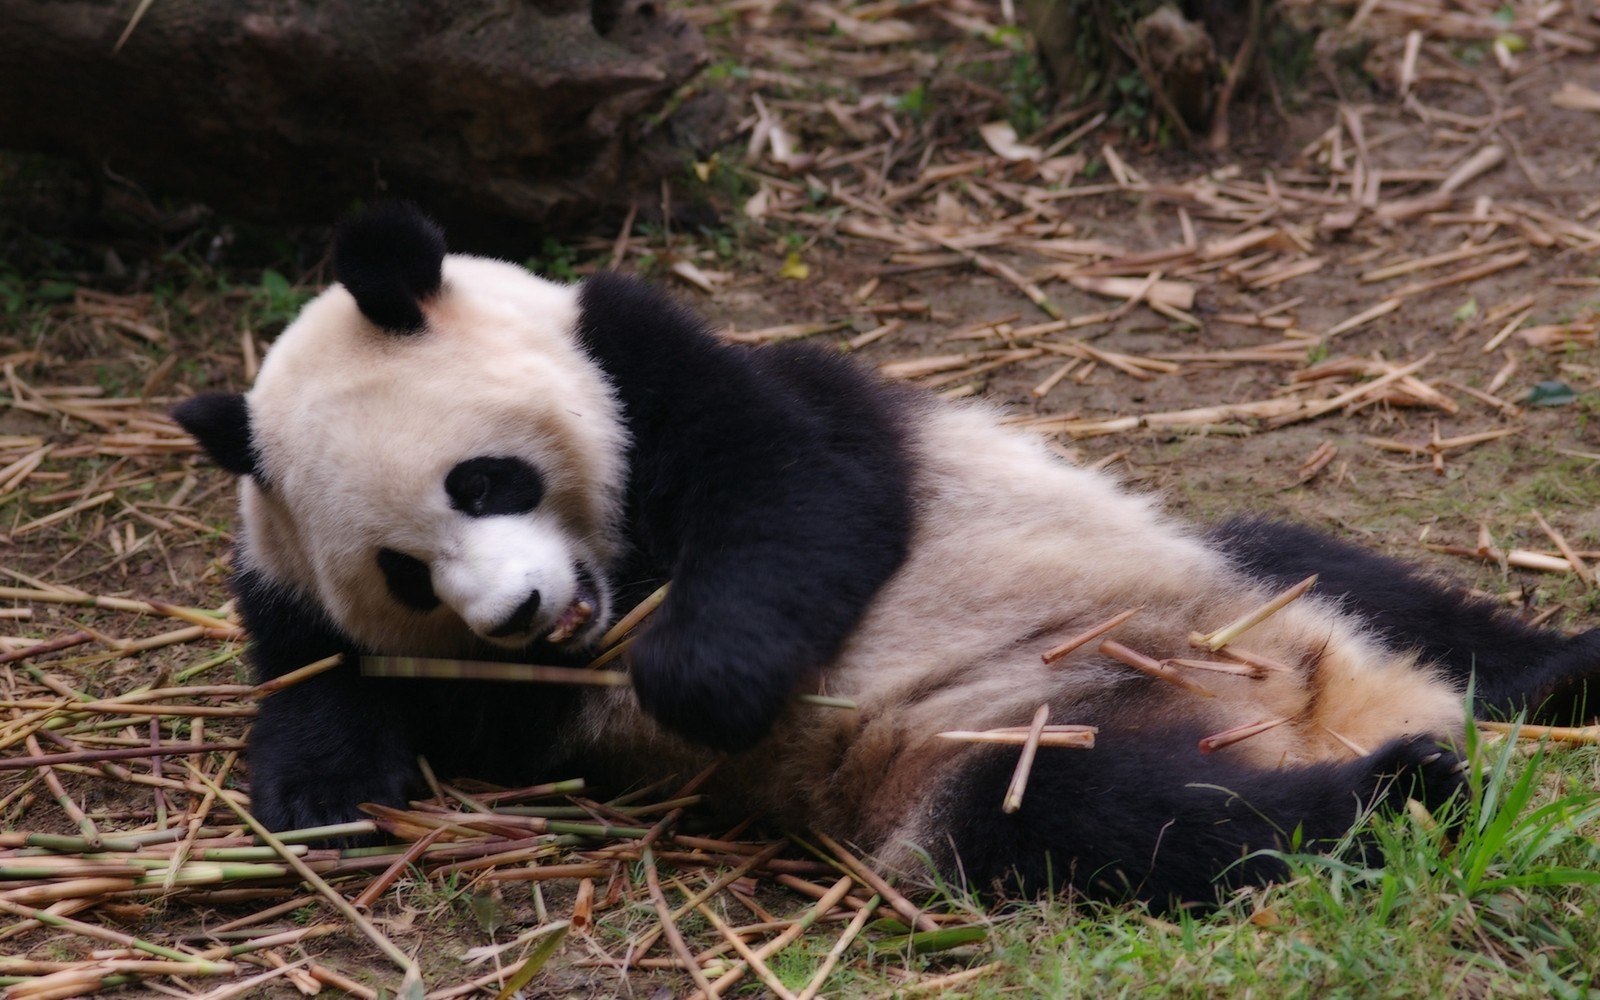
432, 516, 598, 647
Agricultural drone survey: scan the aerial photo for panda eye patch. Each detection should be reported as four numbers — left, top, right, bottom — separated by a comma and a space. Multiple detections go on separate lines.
376, 548, 440, 612
445, 457, 544, 517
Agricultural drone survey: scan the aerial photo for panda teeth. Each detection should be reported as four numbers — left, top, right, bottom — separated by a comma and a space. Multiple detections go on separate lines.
545, 598, 595, 644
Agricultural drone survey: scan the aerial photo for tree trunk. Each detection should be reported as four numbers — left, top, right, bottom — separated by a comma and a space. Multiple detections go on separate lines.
0, 0, 711, 232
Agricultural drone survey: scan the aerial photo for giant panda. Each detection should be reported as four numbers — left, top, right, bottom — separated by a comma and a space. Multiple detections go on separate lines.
174, 204, 1600, 906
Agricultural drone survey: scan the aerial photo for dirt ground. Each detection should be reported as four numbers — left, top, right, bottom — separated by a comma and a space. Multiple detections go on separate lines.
2, 0, 1600, 996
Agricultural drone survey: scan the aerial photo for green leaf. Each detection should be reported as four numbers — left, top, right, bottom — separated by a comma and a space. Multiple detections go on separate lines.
467, 891, 508, 935
1524, 381, 1577, 407
260, 269, 291, 298
494, 921, 571, 1000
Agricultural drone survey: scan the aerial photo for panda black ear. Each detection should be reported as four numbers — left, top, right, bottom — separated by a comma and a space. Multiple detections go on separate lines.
333, 203, 447, 334
173, 392, 258, 477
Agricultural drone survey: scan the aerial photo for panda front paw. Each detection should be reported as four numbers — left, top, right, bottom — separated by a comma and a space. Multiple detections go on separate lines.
1358, 733, 1468, 816
247, 760, 420, 839
629, 623, 794, 752
246, 692, 422, 837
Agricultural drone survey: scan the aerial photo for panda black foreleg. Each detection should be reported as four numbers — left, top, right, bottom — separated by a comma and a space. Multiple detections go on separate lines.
629, 523, 906, 751
934, 724, 1465, 907
234, 568, 421, 833
1211, 517, 1600, 724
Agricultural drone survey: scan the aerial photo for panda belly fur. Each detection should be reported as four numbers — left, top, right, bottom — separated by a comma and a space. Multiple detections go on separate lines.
560, 402, 1467, 901
173, 205, 1600, 908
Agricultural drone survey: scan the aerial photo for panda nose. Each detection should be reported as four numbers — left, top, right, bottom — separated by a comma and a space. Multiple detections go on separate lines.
487, 590, 541, 637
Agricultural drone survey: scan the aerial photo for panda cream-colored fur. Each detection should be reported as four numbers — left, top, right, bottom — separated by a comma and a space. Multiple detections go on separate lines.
176, 206, 1600, 905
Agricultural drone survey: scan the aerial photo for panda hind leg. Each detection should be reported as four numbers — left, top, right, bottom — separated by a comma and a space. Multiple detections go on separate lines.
930, 724, 1465, 908
1212, 517, 1600, 725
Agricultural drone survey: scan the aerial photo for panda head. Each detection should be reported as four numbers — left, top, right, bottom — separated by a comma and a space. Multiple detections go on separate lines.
175, 204, 628, 656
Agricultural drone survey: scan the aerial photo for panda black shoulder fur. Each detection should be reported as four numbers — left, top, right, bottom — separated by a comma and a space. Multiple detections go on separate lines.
175, 205, 1600, 906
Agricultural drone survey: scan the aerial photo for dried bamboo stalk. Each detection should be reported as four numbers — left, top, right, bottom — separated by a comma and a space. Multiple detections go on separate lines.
1098, 640, 1213, 698
935, 727, 1096, 749
1198, 575, 1317, 651
251, 654, 343, 697
195, 771, 419, 981
694, 897, 798, 1000
794, 889, 878, 1000
1042, 607, 1141, 663
1198, 716, 1291, 754
687, 875, 856, 1000
1532, 511, 1594, 588
597, 583, 670, 649
1002, 704, 1051, 814
642, 846, 720, 997
811, 831, 938, 935
1478, 721, 1600, 745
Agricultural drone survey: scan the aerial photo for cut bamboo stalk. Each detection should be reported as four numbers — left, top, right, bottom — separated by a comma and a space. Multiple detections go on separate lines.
1163, 657, 1264, 679
1002, 704, 1051, 814
1391, 250, 1530, 299
1478, 721, 1600, 745
1322, 298, 1401, 338
596, 583, 669, 650
795, 889, 878, 1000
1423, 545, 1576, 574
360, 656, 855, 709
251, 654, 344, 697
1041, 607, 1142, 663
1199, 716, 1291, 754
694, 897, 798, 1000
1098, 640, 1213, 698
1360, 238, 1522, 282
1268, 354, 1435, 428
642, 846, 720, 998
1532, 511, 1594, 588
0, 897, 231, 969
11, 491, 116, 536
363, 658, 633, 686
1064, 273, 1197, 310
811, 831, 938, 935
687, 875, 856, 1000
1438, 145, 1505, 195
1198, 575, 1317, 651
194, 771, 419, 980
1199, 227, 1277, 260
1205, 645, 1292, 674
937, 724, 1096, 744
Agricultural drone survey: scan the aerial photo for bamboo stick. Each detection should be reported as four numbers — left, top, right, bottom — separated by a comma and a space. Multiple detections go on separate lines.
812, 831, 938, 934
1042, 607, 1141, 663
1002, 704, 1051, 814
1198, 575, 1318, 651
1098, 640, 1213, 698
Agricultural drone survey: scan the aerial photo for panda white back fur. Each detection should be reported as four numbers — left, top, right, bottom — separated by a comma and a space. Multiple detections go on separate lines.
176, 205, 1600, 905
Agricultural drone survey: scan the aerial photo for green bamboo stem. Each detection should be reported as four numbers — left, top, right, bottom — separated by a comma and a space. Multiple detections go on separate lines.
0, 897, 232, 970
194, 770, 420, 980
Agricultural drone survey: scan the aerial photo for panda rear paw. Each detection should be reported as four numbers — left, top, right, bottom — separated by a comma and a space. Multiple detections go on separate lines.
1358, 733, 1467, 816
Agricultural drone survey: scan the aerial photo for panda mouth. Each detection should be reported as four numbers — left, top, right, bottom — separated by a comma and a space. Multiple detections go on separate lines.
544, 575, 598, 645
